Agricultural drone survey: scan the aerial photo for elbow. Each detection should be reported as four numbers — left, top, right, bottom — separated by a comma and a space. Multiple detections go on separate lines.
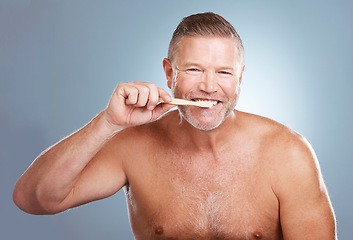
12, 181, 61, 215
12, 184, 24, 212
12, 182, 38, 215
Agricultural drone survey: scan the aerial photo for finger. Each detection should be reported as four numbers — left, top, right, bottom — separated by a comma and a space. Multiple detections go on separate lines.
144, 83, 159, 110
151, 102, 176, 121
158, 88, 172, 103
122, 84, 139, 105
133, 84, 150, 107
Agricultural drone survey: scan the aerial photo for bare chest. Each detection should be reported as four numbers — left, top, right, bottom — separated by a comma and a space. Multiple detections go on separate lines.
125, 150, 282, 240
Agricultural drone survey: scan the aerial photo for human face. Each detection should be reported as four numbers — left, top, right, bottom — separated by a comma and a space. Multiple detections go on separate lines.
164, 36, 244, 131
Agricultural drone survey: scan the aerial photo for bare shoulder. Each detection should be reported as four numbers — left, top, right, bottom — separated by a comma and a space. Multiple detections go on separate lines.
239, 111, 336, 234
238, 111, 315, 158
108, 110, 177, 155
239, 111, 336, 237
238, 111, 324, 192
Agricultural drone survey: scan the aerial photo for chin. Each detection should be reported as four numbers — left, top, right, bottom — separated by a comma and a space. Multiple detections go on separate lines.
177, 97, 237, 131
178, 108, 227, 131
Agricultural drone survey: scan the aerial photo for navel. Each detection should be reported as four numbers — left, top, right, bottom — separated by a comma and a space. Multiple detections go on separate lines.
155, 226, 164, 235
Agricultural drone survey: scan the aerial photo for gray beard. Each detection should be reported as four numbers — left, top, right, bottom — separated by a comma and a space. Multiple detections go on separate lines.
176, 103, 235, 131
171, 77, 240, 131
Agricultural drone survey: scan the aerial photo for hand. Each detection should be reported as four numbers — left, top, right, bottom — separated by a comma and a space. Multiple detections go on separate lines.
102, 81, 175, 130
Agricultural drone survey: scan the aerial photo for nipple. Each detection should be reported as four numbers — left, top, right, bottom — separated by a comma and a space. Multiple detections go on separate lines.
253, 231, 263, 239
155, 226, 164, 235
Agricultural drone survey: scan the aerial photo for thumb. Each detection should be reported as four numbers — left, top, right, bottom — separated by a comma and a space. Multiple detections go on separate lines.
150, 103, 176, 121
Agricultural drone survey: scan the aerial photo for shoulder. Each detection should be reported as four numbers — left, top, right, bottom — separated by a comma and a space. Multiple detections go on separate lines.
109, 110, 177, 152
238, 111, 324, 194
241, 114, 338, 237
106, 111, 177, 181
238, 111, 313, 155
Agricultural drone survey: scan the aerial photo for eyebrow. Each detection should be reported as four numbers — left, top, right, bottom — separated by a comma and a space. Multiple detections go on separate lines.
179, 62, 235, 71
179, 62, 203, 68
217, 66, 235, 71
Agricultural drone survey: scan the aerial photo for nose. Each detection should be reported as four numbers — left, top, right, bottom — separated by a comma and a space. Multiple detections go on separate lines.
199, 71, 218, 93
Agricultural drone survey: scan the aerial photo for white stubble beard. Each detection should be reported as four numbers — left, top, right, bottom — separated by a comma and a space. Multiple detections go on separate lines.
172, 76, 240, 131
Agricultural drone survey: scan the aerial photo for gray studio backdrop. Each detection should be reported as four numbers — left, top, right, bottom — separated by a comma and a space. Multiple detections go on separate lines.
1, 0, 352, 239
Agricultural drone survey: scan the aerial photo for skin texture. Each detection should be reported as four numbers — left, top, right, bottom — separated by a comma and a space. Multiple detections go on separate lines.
13, 36, 336, 239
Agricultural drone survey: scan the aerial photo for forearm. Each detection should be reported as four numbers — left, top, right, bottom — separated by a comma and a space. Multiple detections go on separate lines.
13, 82, 174, 214
13, 111, 123, 214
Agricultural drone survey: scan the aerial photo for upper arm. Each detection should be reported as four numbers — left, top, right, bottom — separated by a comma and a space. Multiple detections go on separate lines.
59, 136, 128, 211
273, 135, 336, 239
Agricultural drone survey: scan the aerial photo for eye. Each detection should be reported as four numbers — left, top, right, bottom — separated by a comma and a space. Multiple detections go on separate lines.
187, 68, 201, 72
219, 71, 232, 75
185, 68, 203, 75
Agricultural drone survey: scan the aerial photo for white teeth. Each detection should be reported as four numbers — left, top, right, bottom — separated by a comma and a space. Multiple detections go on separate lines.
194, 99, 218, 106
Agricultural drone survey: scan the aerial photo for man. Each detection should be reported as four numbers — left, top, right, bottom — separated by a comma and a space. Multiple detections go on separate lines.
13, 12, 336, 239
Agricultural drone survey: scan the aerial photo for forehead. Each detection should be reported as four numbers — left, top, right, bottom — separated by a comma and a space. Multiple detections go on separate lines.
175, 36, 238, 67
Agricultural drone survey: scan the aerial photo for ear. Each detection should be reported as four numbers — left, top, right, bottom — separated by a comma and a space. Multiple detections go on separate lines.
238, 65, 245, 84
163, 58, 173, 89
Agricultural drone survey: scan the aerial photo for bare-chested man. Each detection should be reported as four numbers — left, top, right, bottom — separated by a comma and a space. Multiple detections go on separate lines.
13, 12, 336, 239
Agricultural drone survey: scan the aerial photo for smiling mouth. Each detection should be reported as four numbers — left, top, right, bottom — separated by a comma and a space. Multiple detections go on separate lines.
191, 98, 220, 106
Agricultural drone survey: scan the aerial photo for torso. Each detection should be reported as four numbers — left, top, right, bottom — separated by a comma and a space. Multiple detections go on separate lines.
119, 110, 285, 239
